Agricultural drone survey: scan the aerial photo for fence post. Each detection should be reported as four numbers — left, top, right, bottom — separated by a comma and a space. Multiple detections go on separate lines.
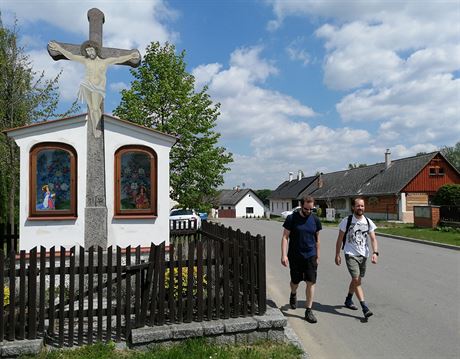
257, 235, 266, 314
28, 247, 38, 340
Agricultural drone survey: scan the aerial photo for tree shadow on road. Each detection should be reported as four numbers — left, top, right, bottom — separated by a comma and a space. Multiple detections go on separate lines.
280, 301, 367, 322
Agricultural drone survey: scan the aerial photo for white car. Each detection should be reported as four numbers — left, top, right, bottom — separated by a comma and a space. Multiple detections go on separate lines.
169, 208, 202, 229
281, 206, 317, 218
281, 206, 301, 219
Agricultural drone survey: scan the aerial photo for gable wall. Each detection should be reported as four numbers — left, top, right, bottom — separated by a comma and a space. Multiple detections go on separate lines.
234, 192, 265, 217
403, 156, 460, 193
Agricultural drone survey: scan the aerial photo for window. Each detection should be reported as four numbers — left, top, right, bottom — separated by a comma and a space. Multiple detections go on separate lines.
438, 167, 445, 176
429, 167, 436, 176
429, 166, 445, 176
29, 143, 77, 220
114, 145, 157, 218
246, 207, 254, 214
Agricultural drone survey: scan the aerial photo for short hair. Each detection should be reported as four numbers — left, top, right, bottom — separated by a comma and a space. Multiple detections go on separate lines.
80, 40, 102, 58
300, 195, 314, 205
352, 197, 365, 207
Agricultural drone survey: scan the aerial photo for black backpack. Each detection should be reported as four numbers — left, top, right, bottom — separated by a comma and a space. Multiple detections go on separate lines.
342, 214, 370, 250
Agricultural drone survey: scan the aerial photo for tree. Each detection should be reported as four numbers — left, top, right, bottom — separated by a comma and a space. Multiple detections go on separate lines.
441, 142, 460, 172
0, 16, 78, 225
348, 163, 367, 169
114, 42, 233, 209
432, 184, 460, 206
255, 189, 272, 207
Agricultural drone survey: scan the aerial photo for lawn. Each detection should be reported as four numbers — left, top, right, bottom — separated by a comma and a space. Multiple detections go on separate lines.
23, 339, 303, 359
376, 225, 460, 246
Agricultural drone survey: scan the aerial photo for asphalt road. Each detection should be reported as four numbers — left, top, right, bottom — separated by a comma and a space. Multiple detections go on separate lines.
215, 218, 460, 359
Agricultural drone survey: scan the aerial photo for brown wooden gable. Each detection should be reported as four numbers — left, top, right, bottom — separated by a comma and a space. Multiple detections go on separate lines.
403, 153, 460, 194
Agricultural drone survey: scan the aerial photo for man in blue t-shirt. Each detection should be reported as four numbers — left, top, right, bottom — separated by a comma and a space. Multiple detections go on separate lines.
281, 195, 322, 323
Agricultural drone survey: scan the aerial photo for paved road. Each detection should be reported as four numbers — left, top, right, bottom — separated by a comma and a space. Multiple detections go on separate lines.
215, 218, 460, 359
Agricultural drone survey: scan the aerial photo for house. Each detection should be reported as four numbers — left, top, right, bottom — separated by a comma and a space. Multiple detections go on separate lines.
268, 170, 318, 216
217, 188, 265, 218
297, 151, 460, 222
4, 113, 176, 250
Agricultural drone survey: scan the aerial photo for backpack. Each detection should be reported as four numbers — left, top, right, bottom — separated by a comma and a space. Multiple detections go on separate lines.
342, 214, 370, 250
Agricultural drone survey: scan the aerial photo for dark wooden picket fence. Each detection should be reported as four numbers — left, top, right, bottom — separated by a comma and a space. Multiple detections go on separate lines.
0, 223, 19, 253
0, 221, 266, 347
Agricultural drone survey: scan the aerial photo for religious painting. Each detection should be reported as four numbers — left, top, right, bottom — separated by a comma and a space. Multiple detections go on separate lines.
29, 143, 77, 218
115, 146, 157, 217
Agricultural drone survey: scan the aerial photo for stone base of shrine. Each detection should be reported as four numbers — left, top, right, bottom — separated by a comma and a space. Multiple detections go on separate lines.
0, 338, 44, 358
130, 305, 308, 357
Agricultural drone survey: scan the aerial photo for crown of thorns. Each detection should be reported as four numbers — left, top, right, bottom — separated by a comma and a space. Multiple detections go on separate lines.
80, 40, 102, 57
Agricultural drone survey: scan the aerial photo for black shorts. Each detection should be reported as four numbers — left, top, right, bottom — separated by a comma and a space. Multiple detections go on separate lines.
289, 256, 318, 284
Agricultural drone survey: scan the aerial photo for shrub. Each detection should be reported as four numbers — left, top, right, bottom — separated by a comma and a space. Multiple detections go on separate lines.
3, 287, 10, 306
432, 184, 460, 205
164, 266, 207, 299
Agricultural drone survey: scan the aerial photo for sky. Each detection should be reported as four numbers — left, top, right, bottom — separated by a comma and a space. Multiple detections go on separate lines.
1, 0, 459, 190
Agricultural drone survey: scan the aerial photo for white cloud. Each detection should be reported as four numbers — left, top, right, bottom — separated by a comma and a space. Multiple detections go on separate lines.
265, 0, 460, 169
286, 37, 311, 66
110, 81, 129, 92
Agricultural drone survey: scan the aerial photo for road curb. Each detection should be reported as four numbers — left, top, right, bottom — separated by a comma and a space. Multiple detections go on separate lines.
376, 232, 459, 251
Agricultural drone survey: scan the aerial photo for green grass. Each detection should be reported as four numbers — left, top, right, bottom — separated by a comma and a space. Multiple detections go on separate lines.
23, 339, 303, 359
376, 225, 460, 246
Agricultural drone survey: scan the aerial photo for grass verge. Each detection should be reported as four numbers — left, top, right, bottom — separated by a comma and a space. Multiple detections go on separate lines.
23, 339, 303, 359
376, 225, 460, 246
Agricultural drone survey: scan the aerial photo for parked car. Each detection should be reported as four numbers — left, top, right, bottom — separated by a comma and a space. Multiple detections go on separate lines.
281, 206, 317, 219
197, 211, 208, 222
169, 208, 202, 229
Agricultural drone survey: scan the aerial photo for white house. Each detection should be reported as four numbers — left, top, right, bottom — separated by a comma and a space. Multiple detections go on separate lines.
217, 189, 265, 218
4, 113, 176, 251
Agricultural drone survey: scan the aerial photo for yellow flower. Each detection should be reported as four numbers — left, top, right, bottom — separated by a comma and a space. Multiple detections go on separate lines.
3, 287, 10, 306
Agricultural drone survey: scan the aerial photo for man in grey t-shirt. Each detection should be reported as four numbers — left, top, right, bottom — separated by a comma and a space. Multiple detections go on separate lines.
335, 197, 379, 318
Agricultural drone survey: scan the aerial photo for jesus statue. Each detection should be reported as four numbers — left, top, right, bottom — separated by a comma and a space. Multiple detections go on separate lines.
49, 40, 140, 137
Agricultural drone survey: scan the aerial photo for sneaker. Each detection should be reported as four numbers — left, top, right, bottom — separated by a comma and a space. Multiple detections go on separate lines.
344, 300, 358, 310
305, 309, 317, 323
289, 293, 297, 309
363, 307, 373, 318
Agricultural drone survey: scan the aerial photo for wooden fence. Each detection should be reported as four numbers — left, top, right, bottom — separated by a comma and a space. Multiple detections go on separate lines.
0, 221, 266, 347
0, 223, 19, 253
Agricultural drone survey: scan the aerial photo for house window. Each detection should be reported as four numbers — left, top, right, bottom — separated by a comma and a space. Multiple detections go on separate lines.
114, 145, 157, 218
438, 167, 445, 176
429, 167, 436, 176
29, 143, 77, 220
246, 207, 254, 214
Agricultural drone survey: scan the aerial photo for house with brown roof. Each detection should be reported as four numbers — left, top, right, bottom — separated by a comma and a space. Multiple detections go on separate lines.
217, 188, 265, 218
268, 170, 318, 216
270, 151, 460, 222
299, 151, 460, 222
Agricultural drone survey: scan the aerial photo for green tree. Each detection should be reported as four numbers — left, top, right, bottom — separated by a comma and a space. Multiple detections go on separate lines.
255, 189, 272, 207
114, 42, 233, 209
432, 184, 460, 206
348, 163, 367, 169
0, 16, 78, 225
441, 142, 460, 172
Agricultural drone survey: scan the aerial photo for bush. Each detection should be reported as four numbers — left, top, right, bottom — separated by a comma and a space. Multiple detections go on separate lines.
164, 267, 207, 299
432, 184, 460, 205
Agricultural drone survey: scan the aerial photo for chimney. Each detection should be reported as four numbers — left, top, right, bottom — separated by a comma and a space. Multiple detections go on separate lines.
289, 172, 293, 182
297, 170, 303, 181
317, 172, 324, 188
385, 149, 391, 169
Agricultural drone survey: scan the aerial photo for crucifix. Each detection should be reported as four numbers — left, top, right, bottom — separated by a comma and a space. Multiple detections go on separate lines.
47, 8, 141, 248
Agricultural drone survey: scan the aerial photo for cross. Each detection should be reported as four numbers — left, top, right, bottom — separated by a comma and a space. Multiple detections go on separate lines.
47, 8, 141, 249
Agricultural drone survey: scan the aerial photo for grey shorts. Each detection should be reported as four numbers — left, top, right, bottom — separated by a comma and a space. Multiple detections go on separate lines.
345, 254, 367, 278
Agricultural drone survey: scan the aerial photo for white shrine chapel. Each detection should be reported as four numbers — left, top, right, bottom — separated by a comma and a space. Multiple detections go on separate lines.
4, 113, 176, 251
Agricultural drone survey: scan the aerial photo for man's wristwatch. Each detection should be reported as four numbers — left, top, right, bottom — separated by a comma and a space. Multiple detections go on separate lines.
373, 251, 379, 256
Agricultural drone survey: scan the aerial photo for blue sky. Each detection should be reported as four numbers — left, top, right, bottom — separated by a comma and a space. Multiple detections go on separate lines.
2, 0, 459, 189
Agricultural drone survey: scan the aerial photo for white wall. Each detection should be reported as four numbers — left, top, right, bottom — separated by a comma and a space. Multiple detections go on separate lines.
269, 199, 292, 216
235, 192, 265, 217
10, 115, 175, 251
104, 119, 173, 248
12, 117, 88, 251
